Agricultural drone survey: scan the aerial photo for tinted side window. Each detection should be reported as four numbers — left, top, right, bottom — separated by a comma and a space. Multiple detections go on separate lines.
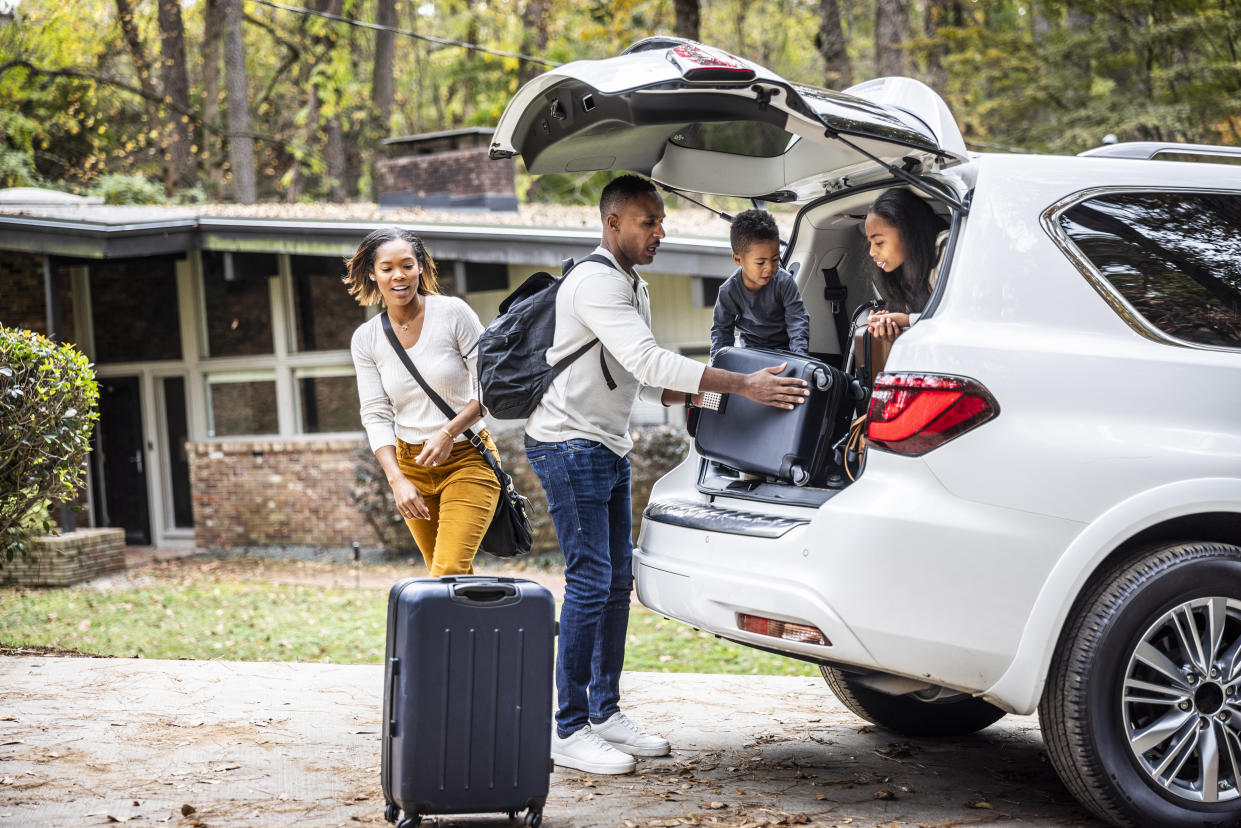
1059, 191, 1241, 348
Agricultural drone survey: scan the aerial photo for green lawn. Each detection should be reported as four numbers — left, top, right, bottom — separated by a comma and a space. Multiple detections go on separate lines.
0, 560, 817, 677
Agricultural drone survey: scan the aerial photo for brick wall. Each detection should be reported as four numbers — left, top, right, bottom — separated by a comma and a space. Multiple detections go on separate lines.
0, 528, 126, 587
375, 148, 516, 211
187, 437, 381, 552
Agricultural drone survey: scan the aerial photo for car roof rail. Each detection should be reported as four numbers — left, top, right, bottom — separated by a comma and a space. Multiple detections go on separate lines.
1078, 141, 1241, 162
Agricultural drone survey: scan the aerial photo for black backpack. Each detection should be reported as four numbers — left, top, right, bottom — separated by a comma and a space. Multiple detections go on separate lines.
477, 254, 631, 420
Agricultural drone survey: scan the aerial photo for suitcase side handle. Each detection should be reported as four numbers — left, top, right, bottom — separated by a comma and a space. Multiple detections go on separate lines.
451, 582, 521, 606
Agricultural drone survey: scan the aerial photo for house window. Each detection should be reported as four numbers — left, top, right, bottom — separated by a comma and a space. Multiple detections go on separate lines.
289, 255, 367, 352
1059, 191, 1241, 348
90, 256, 182, 363
694, 276, 726, 309
297, 370, 359, 433
463, 261, 509, 293
202, 251, 277, 357
206, 375, 278, 437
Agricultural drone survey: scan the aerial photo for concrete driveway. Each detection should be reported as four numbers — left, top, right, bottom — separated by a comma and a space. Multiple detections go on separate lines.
0, 655, 1104, 827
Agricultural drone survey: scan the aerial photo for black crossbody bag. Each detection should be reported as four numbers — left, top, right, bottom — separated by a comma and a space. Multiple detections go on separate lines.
380, 312, 532, 558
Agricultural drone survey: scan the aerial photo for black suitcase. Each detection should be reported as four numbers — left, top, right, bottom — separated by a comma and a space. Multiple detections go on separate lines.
381, 576, 555, 828
694, 347, 850, 486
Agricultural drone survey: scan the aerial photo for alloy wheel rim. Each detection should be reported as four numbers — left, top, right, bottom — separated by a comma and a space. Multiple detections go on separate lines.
1123, 596, 1241, 803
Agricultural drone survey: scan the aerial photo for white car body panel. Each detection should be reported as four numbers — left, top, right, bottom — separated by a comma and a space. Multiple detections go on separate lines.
635, 150, 1241, 714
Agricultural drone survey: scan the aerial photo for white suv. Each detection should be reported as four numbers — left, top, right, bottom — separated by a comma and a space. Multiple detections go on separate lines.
493, 38, 1241, 827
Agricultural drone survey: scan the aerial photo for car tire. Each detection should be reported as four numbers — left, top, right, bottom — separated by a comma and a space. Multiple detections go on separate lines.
820, 666, 1006, 737
1040, 541, 1241, 828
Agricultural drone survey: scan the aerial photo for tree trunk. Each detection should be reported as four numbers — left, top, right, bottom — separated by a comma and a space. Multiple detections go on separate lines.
519, 0, 550, 84
818, 0, 852, 88
674, 0, 700, 41
223, 0, 257, 203
923, 0, 950, 91
875, 0, 909, 78
202, 0, 226, 197
371, 0, 395, 136
157, 0, 197, 192
113, 0, 165, 179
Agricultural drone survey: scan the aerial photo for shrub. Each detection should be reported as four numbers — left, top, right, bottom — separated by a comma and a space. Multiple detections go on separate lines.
349, 425, 691, 560
0, 326, 99, 563
86, 173, 169, 206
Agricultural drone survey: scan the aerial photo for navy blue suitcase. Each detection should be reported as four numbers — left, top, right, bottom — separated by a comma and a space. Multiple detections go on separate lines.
381, 576, 555, 828
694, 346, 851, 486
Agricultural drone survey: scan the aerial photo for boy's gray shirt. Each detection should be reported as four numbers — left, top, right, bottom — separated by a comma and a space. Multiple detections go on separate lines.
710, 267, 810, 357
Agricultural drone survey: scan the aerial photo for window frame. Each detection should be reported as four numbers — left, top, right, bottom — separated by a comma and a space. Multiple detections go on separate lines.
1043, 185, 1241, 353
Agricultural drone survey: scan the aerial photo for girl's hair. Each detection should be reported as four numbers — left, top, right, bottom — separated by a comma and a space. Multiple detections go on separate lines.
342, 226, 440, 306
867, 189, 946, 314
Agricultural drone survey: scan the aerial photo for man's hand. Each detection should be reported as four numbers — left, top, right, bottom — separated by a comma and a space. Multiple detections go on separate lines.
741, 363, 809, 410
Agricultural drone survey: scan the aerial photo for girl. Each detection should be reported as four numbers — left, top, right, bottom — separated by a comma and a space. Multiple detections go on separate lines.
345, 227, 500, 576
864, 188, 948, 342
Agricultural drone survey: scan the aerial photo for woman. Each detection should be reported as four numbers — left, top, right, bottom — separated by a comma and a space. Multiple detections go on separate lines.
863, 188, 947, 342
345, 227, 500, 576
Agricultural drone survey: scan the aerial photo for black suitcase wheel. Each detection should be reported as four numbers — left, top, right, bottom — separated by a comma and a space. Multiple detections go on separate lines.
384, 803, 399, 824
525, 808, 543, 828
396, 816, 421, 828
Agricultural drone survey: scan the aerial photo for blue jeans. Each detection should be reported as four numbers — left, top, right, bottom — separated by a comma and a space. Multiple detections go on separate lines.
525, 438, 633, 738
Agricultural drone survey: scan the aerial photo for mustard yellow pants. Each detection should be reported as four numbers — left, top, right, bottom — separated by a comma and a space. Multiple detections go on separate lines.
396, 431, 502, 577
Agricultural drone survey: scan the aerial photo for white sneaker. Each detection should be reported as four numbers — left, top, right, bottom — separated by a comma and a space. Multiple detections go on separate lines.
591, 711, 671, 757
551, 727, 636, 775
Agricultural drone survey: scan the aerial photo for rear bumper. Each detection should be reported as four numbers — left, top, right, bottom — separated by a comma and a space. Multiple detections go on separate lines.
634, 455, 1085, 708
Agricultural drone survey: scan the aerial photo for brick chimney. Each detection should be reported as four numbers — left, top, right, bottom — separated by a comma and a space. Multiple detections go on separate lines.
374, 128, 517, 212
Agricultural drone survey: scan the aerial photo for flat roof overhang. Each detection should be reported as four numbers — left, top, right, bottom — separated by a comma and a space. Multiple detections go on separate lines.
0, 213, 732, 275
0, 214, 201, 259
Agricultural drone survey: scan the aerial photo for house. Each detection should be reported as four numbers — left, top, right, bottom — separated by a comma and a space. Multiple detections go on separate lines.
0, 190, 736, 553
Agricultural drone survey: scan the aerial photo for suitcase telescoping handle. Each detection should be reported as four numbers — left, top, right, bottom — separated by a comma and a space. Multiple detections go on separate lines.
451, 581, 521, 607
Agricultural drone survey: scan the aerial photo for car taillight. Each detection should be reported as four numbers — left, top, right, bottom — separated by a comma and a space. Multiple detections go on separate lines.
737, 613, 830, 646
866, 372, 998, 456
667, 44, 757, 83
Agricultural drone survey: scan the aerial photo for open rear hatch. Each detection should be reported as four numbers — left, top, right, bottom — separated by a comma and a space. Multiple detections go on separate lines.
491, 37, 968, 206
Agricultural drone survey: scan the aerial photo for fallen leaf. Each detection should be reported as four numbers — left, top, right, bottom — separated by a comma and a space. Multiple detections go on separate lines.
180, 804, 195, 816
873, 789, 896, 800
699, 802, 726, 810
776, 815, 810, 825
106, 815, 129, 823
968, 800, 993, 809
212, 763, 240, 772
856, 725, 872, 734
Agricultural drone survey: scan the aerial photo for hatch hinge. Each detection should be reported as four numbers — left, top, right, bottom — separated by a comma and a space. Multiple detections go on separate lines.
824, 127, 969, 216
752, 84, 776, 111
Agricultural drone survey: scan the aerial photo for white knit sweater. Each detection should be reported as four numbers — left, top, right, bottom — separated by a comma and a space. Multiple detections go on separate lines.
351, 294, 484, 452
525, 247, 707, 457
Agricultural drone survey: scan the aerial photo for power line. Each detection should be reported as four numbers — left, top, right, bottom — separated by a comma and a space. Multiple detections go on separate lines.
248, 0, 561, 68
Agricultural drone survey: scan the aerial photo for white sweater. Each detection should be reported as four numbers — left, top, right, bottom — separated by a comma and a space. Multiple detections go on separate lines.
351, 295, 484, 452
525, 247, 707, 457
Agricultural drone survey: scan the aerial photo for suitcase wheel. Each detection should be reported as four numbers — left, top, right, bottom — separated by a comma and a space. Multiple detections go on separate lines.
524, 808, 543, 828
384, 803, 399, 824
790, 464, 809, 486
396, 817, 421, 828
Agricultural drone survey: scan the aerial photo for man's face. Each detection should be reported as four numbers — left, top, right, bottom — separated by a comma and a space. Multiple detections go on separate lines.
608, 193, 666, 267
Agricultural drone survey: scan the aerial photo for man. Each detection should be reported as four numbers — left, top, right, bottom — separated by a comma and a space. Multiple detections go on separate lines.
525, 174, 808, 775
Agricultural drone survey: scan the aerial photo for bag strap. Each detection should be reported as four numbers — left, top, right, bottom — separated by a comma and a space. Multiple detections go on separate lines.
379, 311, 507, 484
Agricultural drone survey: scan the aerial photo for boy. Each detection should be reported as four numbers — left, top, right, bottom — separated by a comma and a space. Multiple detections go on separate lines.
710, 209, 810, 357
